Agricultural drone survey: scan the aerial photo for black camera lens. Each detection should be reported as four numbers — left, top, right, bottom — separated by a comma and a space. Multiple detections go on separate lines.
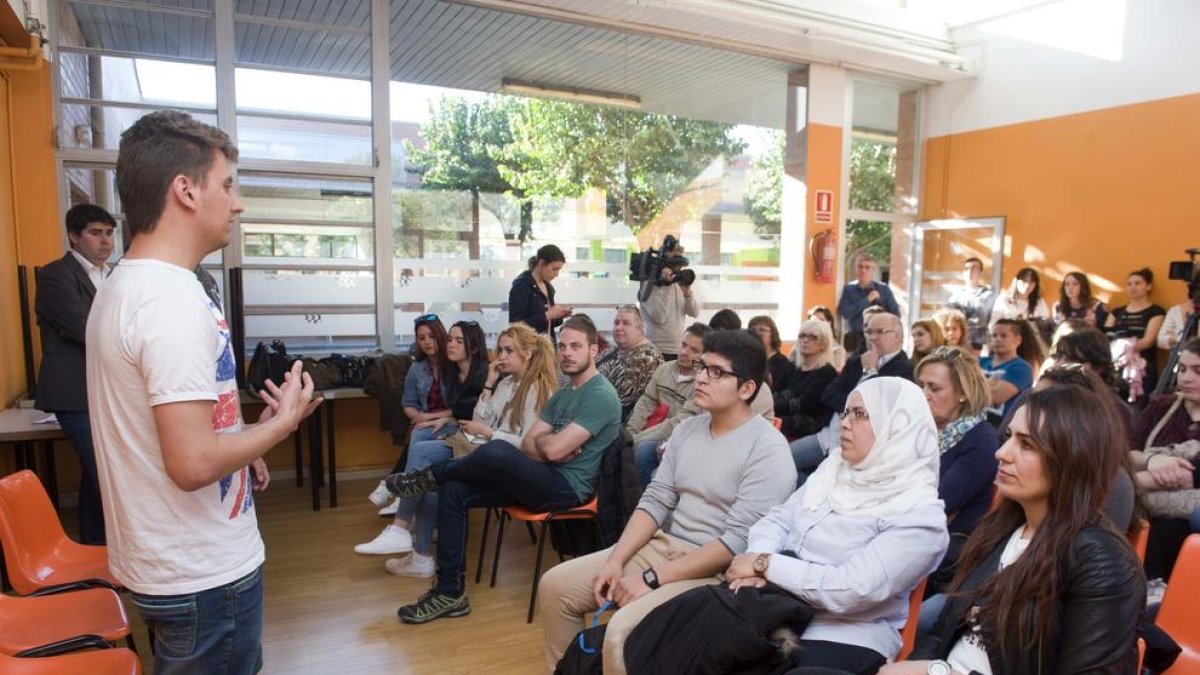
675, 269, 696, 286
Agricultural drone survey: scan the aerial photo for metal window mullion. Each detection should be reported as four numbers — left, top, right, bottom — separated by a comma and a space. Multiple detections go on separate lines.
371, 0, 394, 351
58, 45, 214, 65
239, 218, 375, 229
60, 96, 217, 115
232, 11, 370, 37
68, 0, 213, 19
233, 107, 372, 126
235, 158, 375, 179
214, 0, 240, 305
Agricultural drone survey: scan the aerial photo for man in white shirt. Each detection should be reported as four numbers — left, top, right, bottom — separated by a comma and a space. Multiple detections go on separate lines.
34, 203, 115, 544
88, 110, 318, 674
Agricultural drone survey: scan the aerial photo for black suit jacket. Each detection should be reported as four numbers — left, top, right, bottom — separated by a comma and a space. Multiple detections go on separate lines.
35, 253, 97, 412
819, 349, 914, 413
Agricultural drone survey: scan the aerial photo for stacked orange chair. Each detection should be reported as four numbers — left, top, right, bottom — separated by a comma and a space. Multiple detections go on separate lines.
0, 649, 141, 674
0, 589, 132, 657
897, 578, 928, 660
1157, 534, 1200, 674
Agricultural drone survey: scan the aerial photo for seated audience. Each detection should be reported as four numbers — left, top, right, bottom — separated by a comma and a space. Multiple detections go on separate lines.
708, 308, 742, 331
1105, 267, 1166, 401
721, 378, 948, 674
914, 347, 998, 589
1157, 275, 1199, 351
775, 319, 838, 441
797, 304, 846, 370
354, 324, 555, 572
788, 312, 914, 481
540, 329, 796, 674
910, 317, 946, 364
749, 314, 793, 392
596, 305, 664, 419
369, 314, 450, 515
1130, 337, 1200, 580
627, 322, 710, 486
415, 320, 490, 436
383, 314, 621, 624
934, 308, 973, 352
1049, 327, 1133, 431
890, 385, 1144, 675
990, 267, 1050, 326
1053, 270, 1107, 327
979, 319, 1036, 426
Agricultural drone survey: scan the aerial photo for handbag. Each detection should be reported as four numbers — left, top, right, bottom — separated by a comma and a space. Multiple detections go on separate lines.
443, 430, 479, 459
553, 601, 612, 675
245, 340, 294, 396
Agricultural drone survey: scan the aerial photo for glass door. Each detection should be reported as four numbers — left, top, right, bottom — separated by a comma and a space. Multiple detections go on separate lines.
907, 217, 1005, 320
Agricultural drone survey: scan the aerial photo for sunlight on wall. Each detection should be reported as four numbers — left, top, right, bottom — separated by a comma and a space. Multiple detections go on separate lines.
978, 0, 1127, 62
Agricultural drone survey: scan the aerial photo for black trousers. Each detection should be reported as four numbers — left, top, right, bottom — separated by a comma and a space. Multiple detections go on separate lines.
782, 640, 887, 675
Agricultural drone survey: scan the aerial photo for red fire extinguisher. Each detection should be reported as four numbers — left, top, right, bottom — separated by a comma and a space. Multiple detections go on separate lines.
811, 229, 837, 284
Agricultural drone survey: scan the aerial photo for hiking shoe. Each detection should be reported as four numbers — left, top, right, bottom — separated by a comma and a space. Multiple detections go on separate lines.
397, 589, 470, 624
385, 552, 435, 578
385, 468, 438, 499
368, 480, 392, 507
354, 525, 413, 555
378, 497, 400, 517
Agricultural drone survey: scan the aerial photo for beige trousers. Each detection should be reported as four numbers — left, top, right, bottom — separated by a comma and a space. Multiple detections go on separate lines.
538, 530, 721, 675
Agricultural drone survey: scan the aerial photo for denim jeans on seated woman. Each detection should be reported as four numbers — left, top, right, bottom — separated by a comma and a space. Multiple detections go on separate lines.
396, 434, 455, 555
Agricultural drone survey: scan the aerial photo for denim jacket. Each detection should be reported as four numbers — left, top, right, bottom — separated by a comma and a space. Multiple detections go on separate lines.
401, 359, 437, 412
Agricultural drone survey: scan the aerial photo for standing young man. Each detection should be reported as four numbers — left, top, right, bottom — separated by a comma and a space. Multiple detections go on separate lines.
539, 330, 796, 675
837, 255, 899, 352
88, 110, 318, 674
34, 203, 116, 544
944, 256, 995, 350
385, 314, 622, 624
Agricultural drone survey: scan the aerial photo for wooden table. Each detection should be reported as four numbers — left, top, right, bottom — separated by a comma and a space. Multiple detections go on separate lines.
0, 407, 66, 506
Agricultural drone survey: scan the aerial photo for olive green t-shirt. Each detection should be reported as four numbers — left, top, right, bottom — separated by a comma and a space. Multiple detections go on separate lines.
539, 373, 621, 500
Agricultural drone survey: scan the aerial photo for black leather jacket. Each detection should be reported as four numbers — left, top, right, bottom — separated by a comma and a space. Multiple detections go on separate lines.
911, 522, 1145, 675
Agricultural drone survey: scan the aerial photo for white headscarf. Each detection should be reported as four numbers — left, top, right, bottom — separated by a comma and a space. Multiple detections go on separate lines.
801, 377, 943, 517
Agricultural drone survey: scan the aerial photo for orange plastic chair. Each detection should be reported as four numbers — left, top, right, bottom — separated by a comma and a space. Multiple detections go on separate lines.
897, 577, 928, 660
771, 417, 783, 431
0, 471, 120, 595
481, 496, 599, 623
0, 588, 132, 657
0, 648, 141, 674
1158, 534, 1200, 674
1128, 518, 1149, 563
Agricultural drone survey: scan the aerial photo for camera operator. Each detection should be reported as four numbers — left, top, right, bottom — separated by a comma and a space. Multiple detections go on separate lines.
640, 239, 699, 362
1159, 274, 1200, 351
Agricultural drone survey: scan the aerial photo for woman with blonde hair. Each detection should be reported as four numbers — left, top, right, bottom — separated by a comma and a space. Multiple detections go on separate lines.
775, 319, 839, 445
910, 318, 947, 364
933, 309, 972, 352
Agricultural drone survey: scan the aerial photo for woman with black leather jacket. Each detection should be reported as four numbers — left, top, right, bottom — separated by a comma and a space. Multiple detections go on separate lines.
881, 385, 1145, 675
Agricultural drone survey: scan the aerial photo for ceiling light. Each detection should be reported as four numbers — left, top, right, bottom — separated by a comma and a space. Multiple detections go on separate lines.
500, 78, 642, 110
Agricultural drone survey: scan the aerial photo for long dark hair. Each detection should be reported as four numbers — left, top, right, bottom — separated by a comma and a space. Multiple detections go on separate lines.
449, 320, 489, 382
412, 315, 449, 367
1058, 271, 1094, 311
950, 386, 1124, 656
1052, 328, 1117, 386
1014, 267, 1042, 314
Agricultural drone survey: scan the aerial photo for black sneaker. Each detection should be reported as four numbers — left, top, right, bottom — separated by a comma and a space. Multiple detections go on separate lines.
384, 467, 438, 498
397, 589, 470, 624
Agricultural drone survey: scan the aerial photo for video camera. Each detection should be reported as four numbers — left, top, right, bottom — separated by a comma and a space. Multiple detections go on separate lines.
629, 234, 695, 288
1168, 247, 1200, 309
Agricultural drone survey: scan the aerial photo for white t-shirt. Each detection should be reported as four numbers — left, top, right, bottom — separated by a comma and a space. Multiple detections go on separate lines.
946, 526, 1031, 675
86, 258, 264, 595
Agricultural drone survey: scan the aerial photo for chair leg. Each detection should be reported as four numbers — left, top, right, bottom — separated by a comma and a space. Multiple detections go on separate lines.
475, 508, 493, 584
525, 521, 537, 544
528, 521, 550, 624
490, 512, 507, 588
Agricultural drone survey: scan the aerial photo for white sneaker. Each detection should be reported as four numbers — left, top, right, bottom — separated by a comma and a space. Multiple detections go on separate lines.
385, 552, 435, 578
354, 525, 413, 555
368, 480, 391, 507
378, 497, 400, 517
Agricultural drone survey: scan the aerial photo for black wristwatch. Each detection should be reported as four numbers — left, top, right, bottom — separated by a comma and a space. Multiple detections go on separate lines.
642, 567, 661, 590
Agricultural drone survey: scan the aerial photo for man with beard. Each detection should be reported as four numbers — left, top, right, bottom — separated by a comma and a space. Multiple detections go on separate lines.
384, 313, 621, 624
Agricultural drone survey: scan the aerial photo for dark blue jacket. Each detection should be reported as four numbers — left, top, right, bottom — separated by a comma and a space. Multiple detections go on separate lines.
940, 421, 1000, 536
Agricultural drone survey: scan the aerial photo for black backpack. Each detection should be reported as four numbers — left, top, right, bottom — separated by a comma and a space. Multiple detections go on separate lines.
245, 340, 294, 396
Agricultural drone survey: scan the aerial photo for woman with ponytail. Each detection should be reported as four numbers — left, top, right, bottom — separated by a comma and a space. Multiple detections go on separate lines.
509, 244, 571, 340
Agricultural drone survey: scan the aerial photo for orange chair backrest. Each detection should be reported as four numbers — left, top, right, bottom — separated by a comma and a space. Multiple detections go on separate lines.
1157, 534, 1200, 645
771, 417, 783, 431
1128, 518, 1149, 563
0, 471, 70, 583
898, 577, 928, 660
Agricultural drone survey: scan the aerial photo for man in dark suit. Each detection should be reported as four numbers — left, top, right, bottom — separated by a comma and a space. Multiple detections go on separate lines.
820, 312, 914, 414
35, 203, 116, 544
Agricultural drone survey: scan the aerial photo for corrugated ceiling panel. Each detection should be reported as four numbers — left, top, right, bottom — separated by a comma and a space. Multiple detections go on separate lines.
70, 2, 214, 59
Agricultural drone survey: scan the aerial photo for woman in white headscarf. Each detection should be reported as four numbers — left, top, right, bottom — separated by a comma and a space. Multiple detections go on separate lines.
724, 377, 950, 675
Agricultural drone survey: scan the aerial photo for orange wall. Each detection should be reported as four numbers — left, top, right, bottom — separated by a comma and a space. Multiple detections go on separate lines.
805, 122, 842, 312
921, 93, 1200, 313
0, 72, 22, 406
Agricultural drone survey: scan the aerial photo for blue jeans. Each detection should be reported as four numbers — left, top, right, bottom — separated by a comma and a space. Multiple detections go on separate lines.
130, 565, 264, 675
917, 592, 947, 641
633, 439, 662, 488
430, 440, 579, 596
395, 439, 453, 554
56, 410, 105, 545
1191, 505, 1200, 534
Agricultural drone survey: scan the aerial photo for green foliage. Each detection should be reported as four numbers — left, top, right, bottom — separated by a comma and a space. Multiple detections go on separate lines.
743, 131, 783, 237
407, 95, 746, 240
848, 138, 896, 212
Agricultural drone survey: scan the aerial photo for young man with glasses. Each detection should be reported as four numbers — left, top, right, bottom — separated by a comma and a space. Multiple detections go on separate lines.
383, 314, 622, 625
539, 329, 796, 675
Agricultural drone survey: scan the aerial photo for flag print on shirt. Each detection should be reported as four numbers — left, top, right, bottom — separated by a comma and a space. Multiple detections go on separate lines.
218, 467, 253, 519
208, 298, 252, 519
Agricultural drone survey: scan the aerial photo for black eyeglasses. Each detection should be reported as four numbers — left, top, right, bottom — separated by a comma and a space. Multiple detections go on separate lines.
415, 313, 439, 324
697, 362, 745, 381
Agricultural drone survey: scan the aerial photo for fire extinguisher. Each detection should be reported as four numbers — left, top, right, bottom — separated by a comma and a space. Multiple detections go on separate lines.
811, 229, 837, 284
